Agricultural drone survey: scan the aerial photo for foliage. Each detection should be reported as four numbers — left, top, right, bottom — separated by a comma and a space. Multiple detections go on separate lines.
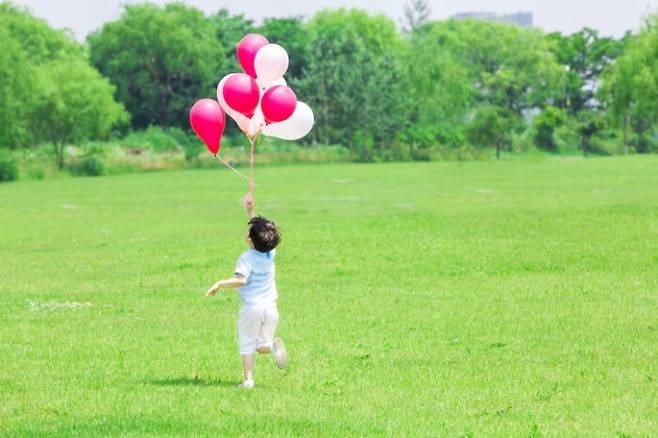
404, 28, 474, 148
401, 0, 431, 35
258, 17, 309, 84
0, 2, 83, 148
602, 15, 658, 153
533, 106, 565, 152
546, 28, 625, 115
67, 156, 105, 177
32, 56, 128, 168
211, 9, 254, 77
88, 3, 224, 129
0, 148, 18, 182
302, 9, 407, 155
467, 106, 516, 159
425, 19, 565, 114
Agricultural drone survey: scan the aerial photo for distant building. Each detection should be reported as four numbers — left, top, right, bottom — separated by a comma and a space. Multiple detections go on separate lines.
452, 11, 533, 27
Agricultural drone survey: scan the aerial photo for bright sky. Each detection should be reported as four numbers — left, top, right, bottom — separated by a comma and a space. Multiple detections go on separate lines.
12, 0, 658, 40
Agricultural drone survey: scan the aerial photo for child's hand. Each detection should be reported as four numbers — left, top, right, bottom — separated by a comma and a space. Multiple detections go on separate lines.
205, 283, 220, 297
241, 192, 255, 218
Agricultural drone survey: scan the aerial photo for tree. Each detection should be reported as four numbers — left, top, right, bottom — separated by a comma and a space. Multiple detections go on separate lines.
602, 15, 658, 154
0, 2, 83, 148
426, 19, 565, 115
33, 57, 128, 168
401, 0, 431, 35
0, 24, 35, 148
576, 110, 604, 156
546, 28, 625, 115
88, 3, 224, 129
466, 107, 515, 160
302, 9, 408, 153
211, 9, 254, 76
533, 106, 564, 152
404, 28, 475, 149
258, 17, 309, 84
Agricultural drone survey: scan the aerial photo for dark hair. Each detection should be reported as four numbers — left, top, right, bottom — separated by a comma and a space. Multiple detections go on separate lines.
248, 216, 280, 253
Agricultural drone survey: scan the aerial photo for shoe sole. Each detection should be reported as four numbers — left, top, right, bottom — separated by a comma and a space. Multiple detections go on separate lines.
273, 338, 287, 369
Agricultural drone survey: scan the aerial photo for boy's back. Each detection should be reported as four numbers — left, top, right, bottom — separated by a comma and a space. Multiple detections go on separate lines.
235, 248, 277, 305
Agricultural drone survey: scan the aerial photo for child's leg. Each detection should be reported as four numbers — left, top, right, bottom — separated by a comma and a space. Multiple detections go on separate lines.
241, 354, 255, 381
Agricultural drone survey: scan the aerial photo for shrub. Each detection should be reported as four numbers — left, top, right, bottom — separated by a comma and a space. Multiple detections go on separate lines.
68, 156, 104, 176
0, 150, 18, 182
122, 126, 181, 152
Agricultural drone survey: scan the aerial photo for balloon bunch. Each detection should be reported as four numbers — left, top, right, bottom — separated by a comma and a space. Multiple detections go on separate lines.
190, 33, 315, 200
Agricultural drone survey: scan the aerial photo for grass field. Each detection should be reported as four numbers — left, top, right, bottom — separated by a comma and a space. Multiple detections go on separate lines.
1, 156, 656, 436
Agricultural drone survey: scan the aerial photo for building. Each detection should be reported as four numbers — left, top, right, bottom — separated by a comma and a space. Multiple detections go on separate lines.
452, 12, 533, 27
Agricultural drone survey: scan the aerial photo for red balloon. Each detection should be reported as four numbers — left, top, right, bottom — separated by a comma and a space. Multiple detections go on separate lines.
190, 99, 225, 155
261, 86, 297, 124
237, 33, 269, 78
223, 74, 260, 118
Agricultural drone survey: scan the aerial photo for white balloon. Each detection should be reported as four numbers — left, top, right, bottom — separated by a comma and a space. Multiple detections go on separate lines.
254, 44, 289, 87
256, 76, 286, 91
217, 74, 250, 133
262, 101, 314, 141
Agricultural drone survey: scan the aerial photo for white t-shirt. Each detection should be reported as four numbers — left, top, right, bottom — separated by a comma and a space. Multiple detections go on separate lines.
234, 248, 277, 305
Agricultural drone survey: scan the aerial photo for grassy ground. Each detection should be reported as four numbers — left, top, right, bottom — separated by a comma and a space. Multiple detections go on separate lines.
0, 156, 656, 436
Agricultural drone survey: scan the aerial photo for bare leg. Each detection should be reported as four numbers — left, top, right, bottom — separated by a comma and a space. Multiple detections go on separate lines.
241, 354, 254, 382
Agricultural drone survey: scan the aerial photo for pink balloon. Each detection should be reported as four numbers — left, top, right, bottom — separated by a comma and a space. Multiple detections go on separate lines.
237, 33, 269, 78
261, 86, 297, 124
190, 99, 225, 155
223, 74, 260, 118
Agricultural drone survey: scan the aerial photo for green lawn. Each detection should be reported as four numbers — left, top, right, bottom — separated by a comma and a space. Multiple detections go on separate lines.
1, 157, 656, 436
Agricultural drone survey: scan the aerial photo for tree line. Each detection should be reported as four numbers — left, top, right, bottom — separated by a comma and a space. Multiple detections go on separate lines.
1, 0, 657, 165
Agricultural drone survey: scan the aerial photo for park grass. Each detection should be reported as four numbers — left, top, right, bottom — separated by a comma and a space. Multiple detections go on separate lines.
0, 156, 656, 436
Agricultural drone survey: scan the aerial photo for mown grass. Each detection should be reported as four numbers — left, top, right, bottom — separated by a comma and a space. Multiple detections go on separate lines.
0, 156, 656, 436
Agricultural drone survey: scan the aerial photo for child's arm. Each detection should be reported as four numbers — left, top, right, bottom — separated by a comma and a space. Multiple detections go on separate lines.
205, 274, 247, 297
242, 193, 255, 219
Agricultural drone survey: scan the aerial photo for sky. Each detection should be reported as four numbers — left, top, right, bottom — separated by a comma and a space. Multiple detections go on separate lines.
11, 0, 658, 40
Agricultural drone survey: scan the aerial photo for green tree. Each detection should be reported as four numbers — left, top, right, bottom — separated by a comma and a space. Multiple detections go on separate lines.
533, 106, 564, 152
0, 2, 81, 61
258, 17, 309, 83
33, 57, 128, 168
0, 23, 35, 148
401, 0, 431, 35
404, 28, 474, 149
302, 9, 407, 153
88, 3, 224, 129
602, 15, 658, 154
426, 19, 564, 115
467, 106, 515, 160
546, 28, 625, 115
211, 9, 254, 76
0, 2, 84, 148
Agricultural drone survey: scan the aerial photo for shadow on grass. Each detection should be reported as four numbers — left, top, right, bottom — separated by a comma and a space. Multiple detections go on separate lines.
149, 377, 240, 387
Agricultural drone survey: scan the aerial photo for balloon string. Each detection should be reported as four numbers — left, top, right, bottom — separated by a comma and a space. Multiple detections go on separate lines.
214, 154, 249, 181
248, 134, 256, 195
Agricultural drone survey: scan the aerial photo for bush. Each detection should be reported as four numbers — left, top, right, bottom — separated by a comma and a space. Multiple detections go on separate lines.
68, 156, 104, 176
533, 107, 564, 152
0, 150, 18, 182
122, 126, 181, 152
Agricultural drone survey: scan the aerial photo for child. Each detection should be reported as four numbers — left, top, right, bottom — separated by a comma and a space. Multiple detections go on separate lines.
205, 198, 287, 389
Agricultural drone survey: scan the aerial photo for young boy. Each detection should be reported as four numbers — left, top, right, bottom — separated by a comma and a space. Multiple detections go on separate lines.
205, 198, 287, 389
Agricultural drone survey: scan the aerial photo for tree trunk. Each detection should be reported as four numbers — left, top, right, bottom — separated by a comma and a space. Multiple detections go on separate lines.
54, 143, 64, 170
582, 137, 589, 157
623, 116, 629, 156
495, 142, 500, 160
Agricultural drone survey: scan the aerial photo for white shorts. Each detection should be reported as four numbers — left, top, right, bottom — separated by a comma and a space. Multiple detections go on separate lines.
237, 302, 279, 355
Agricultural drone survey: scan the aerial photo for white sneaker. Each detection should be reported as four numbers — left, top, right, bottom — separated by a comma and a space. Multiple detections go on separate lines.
272, 338, 287, 369
238, 379, 254, 389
